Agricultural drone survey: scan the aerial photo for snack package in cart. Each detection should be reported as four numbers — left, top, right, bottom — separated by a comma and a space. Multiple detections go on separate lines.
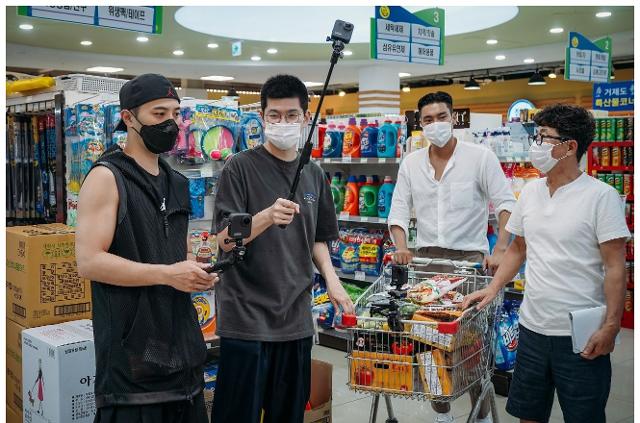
407, 275, 467, 306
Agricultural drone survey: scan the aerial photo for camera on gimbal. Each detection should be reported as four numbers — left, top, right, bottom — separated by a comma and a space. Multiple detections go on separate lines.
206, 213, 252, 273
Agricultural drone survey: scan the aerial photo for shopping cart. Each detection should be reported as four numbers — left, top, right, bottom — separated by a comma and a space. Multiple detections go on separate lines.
343, 258, 503, 423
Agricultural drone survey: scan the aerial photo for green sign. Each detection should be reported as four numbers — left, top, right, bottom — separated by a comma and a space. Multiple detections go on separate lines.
17, 6, 163, 34
564, 32, 611, 83
370, 6, 445, 65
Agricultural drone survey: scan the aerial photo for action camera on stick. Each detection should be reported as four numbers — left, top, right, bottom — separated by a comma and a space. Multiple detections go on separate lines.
206, 213, 252, 273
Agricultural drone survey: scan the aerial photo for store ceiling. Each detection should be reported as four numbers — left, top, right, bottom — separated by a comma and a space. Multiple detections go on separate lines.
6, 6, 634, 85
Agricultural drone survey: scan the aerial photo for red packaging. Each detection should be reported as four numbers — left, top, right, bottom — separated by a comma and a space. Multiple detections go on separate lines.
312, 125, 326, 158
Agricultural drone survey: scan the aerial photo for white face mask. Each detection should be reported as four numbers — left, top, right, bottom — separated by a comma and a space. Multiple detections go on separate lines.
264, 122, 301, 151
529, 141, 568, 174
423, 121, 453, 148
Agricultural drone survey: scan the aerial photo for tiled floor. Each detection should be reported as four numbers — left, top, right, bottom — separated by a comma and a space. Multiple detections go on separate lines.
312, 328, 634, 423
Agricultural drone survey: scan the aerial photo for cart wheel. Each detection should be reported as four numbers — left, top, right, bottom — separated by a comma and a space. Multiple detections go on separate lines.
385, 419, 398, 423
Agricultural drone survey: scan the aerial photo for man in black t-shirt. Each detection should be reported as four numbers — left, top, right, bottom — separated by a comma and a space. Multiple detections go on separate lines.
211, 74, 354, 423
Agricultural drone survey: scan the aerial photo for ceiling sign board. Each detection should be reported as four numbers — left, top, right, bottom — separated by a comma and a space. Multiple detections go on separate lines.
17, 6, 163, 34
370, 6, 445, 65
452, 108, 470, 129
564, 32, 611, 83
231, 41, 243, 57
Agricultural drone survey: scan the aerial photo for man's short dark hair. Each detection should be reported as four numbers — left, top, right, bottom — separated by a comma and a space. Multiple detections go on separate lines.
418, 91, 453, 114
533, 104, 595, 161
260, 74, 309, 112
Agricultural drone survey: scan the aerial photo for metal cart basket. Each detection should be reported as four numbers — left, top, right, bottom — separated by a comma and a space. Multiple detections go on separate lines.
346, 258, 503, 423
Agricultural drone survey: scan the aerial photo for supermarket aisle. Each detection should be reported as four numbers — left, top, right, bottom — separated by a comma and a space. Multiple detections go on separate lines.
312, 328, 634, 423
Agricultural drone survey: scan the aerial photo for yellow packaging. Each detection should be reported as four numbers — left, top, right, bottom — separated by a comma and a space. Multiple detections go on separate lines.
7, 318, 25, 416
6, 224, 92, 327
350, 350, 413, 393
612, 147, 621, 167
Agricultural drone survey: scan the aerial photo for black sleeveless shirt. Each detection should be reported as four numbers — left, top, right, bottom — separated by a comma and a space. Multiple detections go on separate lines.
88, 145, 206, 407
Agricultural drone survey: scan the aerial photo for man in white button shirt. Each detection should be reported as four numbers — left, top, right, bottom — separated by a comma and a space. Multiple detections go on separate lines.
388, 92, 516, 423
464, 104, 629, 423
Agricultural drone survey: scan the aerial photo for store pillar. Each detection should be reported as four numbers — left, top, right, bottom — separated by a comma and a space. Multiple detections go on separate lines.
358, 66, 400, 114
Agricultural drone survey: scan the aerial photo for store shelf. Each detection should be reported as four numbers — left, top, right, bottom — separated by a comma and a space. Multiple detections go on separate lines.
337, 214, 388, 225
313, 157, 402, 165
592, 141, 635, 148
591, 165, 634, 172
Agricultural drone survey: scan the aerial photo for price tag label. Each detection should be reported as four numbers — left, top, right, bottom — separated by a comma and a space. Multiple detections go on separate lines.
343, 156, 352, 163
200, 168, 214, 178
339, 211, 350, 220
361, 217, 371, 222
379, 158, 388, 163
355, 271, 366, 281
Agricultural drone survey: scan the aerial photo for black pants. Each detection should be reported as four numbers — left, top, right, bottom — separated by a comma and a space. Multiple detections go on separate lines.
211, 337, 313, 423
94, 392, 208, 423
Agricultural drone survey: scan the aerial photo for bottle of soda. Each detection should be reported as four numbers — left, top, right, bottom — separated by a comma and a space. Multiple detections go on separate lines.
196, 231, 214, 265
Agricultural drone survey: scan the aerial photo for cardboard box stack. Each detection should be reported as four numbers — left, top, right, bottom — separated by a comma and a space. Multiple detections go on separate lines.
5, 224, 92, 422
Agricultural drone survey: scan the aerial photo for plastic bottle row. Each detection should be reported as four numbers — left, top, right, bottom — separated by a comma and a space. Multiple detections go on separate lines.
313, 117, 407, 159
329, 172, 396, 218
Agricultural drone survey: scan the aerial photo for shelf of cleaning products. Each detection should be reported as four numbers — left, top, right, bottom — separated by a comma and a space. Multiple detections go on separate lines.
337, 214, 388, 225
313, 158, 402, 165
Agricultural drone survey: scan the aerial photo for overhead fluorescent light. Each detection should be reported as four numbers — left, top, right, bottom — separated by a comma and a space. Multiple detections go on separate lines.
267, 48, 278, 54
464, 78, 481, 90
596, 11, 612, 18
398, 72, 411, 78
486, 39, 498, 45
528, 72, 546, 86
80, 40, 93, 46
207, 43, 219, 49
402, 86, 411, 93
548, 72, 557, 79
173, 49, 185, 56
343, 50, 353, 56
200, 75, 235, 81
304, 82, 323, 87
86, 66, 124, 73
338, 90, 346, 97
523, 58, 535, 64
251, 55, 262, 61
137, 36, 149, 43
549, 27, 564, 34
495, 54, 506, 61
19, 24, 34, 30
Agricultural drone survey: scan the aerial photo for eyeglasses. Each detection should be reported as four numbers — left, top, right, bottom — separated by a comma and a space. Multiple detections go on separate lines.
265, 110, 304, 124
528, 133, 571, 146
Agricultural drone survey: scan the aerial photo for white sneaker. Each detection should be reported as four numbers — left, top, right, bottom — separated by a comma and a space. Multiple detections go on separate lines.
434, 413, 454, 423
476, 416, 493, 423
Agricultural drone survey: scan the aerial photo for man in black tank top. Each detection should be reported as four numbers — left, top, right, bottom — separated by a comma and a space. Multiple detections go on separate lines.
76, 74, 218, 423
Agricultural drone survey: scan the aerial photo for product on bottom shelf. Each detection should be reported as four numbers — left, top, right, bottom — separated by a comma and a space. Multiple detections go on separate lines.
7, 318, 25, 419
203, 363, 218, 422
192, 290, 217, 341
330, 173, 346, 213
343, 176, 360, 216
377, 176, 395, 218
6, 224, 92, 328
359, 177, 379, 217
22, 320, 96, 423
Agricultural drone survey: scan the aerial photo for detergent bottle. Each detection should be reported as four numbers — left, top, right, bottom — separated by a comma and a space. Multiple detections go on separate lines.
357, 175, 367, 189
342, 117, 362, 158
312, 120, 327, 158
377, 120, 398, 158
361, 122, 379, 158
330, 173, 346, 213
359, 118, 368, 132
323, 123, 343, 158
343, 176, 360, 216
377, 176, 395, 218
409, 130, 426, 152
359, 177, 379, 217
393, 120, 403, 157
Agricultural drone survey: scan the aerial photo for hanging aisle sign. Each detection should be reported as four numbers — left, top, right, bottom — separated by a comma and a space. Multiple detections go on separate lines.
564, 32, 611, 83
370, 6, 445, 65
593, 80, 634, 111
17, 6, 163, 34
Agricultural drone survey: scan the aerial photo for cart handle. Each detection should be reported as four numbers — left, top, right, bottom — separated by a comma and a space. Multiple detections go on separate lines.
410, 257, 483, 269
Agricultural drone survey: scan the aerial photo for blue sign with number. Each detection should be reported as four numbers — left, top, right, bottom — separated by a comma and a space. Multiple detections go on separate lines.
593, 80, 634, 111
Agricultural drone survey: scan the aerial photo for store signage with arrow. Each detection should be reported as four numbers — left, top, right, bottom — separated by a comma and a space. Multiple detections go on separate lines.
232, 41, 242, 57
593, 80, 634, 111
564, 32, 611, 83
370, 6, 445, 65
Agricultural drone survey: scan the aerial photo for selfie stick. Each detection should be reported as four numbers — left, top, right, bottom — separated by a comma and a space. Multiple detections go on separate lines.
280, 22, 352, 229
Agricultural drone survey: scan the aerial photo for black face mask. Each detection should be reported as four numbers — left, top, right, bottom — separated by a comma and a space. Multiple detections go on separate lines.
131, 114, 179, 154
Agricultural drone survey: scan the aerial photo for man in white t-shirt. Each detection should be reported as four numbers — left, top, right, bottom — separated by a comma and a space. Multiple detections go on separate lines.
388, 91, 515, 423
464, 104, 629, 423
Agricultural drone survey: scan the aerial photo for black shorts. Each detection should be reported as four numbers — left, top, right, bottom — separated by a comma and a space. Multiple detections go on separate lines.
94, 392, 208, 423
506, 325, 612, 423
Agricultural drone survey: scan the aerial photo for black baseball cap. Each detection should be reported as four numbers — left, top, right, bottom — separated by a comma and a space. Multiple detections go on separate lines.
115, 73, 181, 132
